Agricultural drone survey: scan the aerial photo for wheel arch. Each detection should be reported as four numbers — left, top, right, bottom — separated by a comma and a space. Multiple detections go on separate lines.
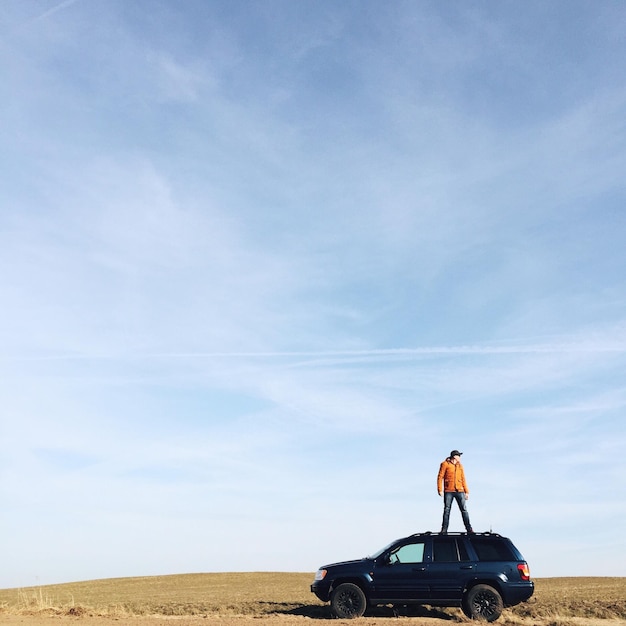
463, 578, 513, 609
329, 576, 370, 597
463, 577, 504, 596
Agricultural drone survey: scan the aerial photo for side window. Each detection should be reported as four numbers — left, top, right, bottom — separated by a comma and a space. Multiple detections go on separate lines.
457, 539, 470, 561
433, 537, 459, 562
390, 542, 425, 564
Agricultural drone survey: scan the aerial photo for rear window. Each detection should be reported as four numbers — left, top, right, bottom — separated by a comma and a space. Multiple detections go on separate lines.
470, 537, 517, 561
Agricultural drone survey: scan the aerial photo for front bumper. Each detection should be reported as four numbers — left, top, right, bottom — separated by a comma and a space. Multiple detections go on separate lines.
310, 582, 331, 602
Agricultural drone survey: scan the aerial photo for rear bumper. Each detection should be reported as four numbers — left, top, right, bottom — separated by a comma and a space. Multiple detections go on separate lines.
503, 581, 534, 606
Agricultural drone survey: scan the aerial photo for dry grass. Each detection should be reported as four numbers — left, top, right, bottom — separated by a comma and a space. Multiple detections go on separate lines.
0, 573, 318, 617
508, 577, 626, 623
0, 573, 625, 625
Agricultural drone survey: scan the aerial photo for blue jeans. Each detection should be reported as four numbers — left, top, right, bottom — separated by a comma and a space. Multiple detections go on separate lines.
442, 491, 472, 532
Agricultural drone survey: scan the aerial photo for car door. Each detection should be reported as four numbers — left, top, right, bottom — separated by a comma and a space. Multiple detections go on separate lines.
371, 539, 430, 602
427, 536, 474, 601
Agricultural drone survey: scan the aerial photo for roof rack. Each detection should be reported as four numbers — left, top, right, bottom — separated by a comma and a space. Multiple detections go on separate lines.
408, 531, 504, 538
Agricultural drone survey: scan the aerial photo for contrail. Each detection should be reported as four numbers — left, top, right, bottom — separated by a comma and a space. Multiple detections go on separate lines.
5, 341, 626, 362
148, 343, 626, 359
31, 0, 82, 23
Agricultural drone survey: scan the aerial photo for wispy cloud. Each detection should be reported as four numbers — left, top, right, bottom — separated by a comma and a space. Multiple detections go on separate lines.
25, 0, 83, 24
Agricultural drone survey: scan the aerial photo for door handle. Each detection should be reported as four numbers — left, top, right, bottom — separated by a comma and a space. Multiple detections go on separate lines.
412, 567, 426, 571
460, 565, 474, 570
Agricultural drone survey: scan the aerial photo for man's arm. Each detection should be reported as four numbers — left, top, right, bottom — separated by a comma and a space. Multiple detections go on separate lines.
436, 462, 445, 496
461, 465, 469, 497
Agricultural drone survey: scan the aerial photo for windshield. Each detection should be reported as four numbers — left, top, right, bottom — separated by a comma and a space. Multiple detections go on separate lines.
368, 540, 397, 559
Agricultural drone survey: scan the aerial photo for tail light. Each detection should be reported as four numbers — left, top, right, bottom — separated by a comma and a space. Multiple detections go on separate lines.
517, 563, 530, 581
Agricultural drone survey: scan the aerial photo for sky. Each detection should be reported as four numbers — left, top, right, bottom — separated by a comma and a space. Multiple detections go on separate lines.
1, 0, 626, 589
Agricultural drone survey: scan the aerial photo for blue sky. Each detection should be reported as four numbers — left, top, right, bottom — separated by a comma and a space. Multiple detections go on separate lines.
1, 0, 626, 588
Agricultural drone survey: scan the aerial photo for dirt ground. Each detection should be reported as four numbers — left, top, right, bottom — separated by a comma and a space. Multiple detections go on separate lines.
3, 616, 626, 626
0, 618, 421, 626
0, 616, 416, 626
0, 616, 459, 626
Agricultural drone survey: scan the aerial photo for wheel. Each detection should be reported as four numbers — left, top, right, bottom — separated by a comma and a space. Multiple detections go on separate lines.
330, 582, 367, 618
462, 584, 503, 622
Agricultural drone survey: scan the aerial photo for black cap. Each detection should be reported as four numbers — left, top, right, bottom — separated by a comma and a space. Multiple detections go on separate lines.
450, 450, 463, 457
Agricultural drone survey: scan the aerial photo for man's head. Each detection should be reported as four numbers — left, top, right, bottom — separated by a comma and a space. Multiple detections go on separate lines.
450, 449, 463, 461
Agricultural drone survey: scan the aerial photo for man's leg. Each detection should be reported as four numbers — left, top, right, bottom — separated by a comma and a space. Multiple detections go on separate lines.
441, 492, 453, 533
454, 492, 473, 532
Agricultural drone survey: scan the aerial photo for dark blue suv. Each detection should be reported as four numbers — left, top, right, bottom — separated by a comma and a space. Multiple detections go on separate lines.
311, 531, 534, 622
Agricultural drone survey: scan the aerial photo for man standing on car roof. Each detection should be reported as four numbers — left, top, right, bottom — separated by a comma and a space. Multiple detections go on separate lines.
437, 449, 474, 534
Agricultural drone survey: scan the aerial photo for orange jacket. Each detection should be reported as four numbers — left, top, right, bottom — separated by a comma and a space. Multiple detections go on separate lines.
437, 459, 469, 494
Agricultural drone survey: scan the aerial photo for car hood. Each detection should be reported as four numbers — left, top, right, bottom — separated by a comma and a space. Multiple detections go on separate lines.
321, 557, 374, 570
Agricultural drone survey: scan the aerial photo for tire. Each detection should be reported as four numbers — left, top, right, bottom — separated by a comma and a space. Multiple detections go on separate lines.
462, 584, 503, 622
330, 582, 367, 618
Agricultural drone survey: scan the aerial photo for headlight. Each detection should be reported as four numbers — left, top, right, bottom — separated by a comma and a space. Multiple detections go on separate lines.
314, 569, 327, 581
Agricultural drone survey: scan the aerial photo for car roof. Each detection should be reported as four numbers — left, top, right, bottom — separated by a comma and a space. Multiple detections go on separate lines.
406, 531, 507, 539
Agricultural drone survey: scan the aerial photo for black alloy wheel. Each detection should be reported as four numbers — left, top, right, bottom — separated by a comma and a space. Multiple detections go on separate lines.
330, 582, 367, 619
462, 584, 504, 622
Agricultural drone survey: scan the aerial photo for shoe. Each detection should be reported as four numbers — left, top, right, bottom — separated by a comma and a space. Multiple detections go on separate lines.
467, 528, 475, 534
440, 529, 448, 535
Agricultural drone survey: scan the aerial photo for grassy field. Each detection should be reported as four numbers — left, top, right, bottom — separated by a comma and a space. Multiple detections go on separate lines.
1, 573, 625, 624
